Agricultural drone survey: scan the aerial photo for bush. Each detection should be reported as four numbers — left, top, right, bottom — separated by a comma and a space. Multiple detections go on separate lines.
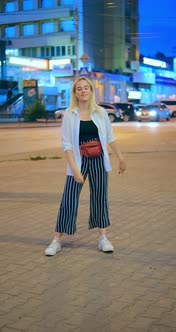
24, 99, 47, 122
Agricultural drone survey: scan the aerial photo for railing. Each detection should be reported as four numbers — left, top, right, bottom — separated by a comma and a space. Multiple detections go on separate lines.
0, 95, 24, 122
0, 92, 23, 110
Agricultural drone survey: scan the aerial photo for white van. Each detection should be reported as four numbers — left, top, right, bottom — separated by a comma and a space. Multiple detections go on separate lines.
160, 100, 176, 117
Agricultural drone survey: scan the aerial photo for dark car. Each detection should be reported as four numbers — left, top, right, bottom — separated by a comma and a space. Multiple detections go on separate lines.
54, 107, 67, 119
112, 102, 135, 121
98, 102, 123, 122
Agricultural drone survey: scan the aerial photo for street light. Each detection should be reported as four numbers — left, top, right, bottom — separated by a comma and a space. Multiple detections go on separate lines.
75, 0, 79, 77
0, 40, 6, 79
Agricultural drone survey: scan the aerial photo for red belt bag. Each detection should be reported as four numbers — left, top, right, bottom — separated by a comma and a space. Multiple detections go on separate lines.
80, 140, 102, 158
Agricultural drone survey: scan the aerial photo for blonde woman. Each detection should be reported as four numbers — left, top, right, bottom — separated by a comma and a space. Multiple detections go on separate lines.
45, 76, 126, 256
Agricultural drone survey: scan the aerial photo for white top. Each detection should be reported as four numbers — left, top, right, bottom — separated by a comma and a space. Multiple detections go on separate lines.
61, 107, 116, 175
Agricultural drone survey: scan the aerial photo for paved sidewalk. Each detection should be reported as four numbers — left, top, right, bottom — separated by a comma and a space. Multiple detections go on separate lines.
0, 141, 176, 331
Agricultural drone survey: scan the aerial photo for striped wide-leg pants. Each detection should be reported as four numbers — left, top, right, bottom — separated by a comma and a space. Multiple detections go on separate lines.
55, 153, 110, 235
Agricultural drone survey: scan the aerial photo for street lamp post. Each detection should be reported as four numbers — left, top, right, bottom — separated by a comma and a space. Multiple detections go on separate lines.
0, 40, 6, 79
75, 0, 79, 77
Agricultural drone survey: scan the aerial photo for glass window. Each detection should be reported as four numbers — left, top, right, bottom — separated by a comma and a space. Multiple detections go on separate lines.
21, 48, 27, 56
4, 2, 15, 12
41, 47, 45, 57
61, 20, 74, 32
67, 45, 71, 55
22, 24, 34, 36
72, 45, 75, 55
61, 46, 65, 56
42, 22, 54, 34
46, 47, 50, 57
6, 48, 19, 57
61, 0, 74, 4
5, 26, 16, 38
51, 47, 55, 57
41, 0, 53, 8
23, 0, 34, 10
26, 48, 32, 57
32, 48, 37, 57
56, 46, 60, 56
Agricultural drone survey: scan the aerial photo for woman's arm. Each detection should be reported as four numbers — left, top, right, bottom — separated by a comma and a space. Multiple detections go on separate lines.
64, 150, 84, 184
109, 140, 126, 174
62, 111, 84, 183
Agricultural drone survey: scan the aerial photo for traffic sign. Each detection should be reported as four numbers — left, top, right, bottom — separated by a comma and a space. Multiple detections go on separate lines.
79, 67, 89, 76
80, 53, 90, 64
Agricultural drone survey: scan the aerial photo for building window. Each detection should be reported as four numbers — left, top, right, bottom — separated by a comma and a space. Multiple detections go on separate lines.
32, 48, 37, 57
51, 47, 55, 57
23, 0, 34, 10
21, 48, 27, 56
4, 1, 15, 12
42, 22, 54, 34
41, 0, 53, 8
41, 47, 45, 57
56, 46, 60, 56
46, 47, 50, 57
67, 45, 71, 55
61, 0, 74, 4
72, 45, 75, 55
5, 26, 16, 38
6, 48, 19, 57
61, 46, 66, 56
22, 24, 34, 36
61, 20, 74, 32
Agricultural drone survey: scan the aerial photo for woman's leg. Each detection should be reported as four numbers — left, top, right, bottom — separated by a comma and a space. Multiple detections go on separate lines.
98, 228, 106, 236
55, 175, 84, 235
45, 175, 84, 255
88, 154, 110, 230
88, 155, 113, 253
55, 156, 88, 235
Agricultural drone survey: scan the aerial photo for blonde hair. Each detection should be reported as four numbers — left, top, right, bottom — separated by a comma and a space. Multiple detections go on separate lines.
69, 76, 101, 114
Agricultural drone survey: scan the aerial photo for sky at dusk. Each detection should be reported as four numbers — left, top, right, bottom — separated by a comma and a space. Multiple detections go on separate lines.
139, 0, 176, 57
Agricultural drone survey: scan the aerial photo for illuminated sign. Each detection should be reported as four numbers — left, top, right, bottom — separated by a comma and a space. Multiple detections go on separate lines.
23, 80, 38, 88
142, 57, 167, 69
133, 72, 156, 84
9, 56, 49, 70
128, 90, 142, 99
49, 59, 70, 70
52, 63, 73, 77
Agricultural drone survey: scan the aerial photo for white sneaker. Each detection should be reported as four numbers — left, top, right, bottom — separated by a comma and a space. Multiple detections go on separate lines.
45, 238, 61, 256
98, 237, 114, 253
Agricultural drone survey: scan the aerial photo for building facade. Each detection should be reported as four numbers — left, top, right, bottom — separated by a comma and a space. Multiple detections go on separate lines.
83, 0, 139, 73
2, 0, 175, 109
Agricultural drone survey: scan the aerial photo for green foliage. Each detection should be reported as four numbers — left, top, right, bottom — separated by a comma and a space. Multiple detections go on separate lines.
30, 156, 47, 161
24, 99, 47, 122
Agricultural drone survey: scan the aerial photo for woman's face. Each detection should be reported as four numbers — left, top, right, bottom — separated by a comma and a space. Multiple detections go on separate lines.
74, 79, 92, 103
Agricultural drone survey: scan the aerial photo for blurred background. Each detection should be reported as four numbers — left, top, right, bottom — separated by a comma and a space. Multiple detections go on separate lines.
0, 0, 176, 121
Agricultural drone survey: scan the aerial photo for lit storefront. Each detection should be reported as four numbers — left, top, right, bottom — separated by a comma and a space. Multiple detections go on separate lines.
134, 56, 176, 104
7, 56, 75, 108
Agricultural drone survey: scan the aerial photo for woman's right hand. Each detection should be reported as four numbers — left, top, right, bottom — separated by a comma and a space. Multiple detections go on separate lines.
73, 170, 84, 184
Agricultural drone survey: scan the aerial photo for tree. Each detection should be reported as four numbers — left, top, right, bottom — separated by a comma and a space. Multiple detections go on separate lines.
24, 99, 47, 122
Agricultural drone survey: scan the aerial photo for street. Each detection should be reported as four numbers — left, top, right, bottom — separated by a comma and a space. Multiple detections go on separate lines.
0, 119, 176, 161
0, 120, 176, 332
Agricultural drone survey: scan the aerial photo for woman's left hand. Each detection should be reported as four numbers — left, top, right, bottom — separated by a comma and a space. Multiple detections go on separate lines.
119, 160, 126, 174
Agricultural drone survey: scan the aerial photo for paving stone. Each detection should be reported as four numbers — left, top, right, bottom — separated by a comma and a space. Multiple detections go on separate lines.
0, 124, 176, 331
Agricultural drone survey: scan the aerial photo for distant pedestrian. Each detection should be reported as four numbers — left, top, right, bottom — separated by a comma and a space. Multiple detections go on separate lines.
7, 88, 12, 103
45, 76, 126, 256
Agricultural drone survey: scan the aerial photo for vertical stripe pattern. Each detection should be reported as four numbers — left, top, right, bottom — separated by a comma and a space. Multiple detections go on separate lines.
55, 153, 110, 235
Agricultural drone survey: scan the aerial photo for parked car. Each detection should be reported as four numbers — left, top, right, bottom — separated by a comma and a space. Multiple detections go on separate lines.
134, 104, 146, 119
135, 103, 171, 122
112, 102, 135, 121
54, 108, 67, 119
160, 99, 176, 117
98, 102, 123, 122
